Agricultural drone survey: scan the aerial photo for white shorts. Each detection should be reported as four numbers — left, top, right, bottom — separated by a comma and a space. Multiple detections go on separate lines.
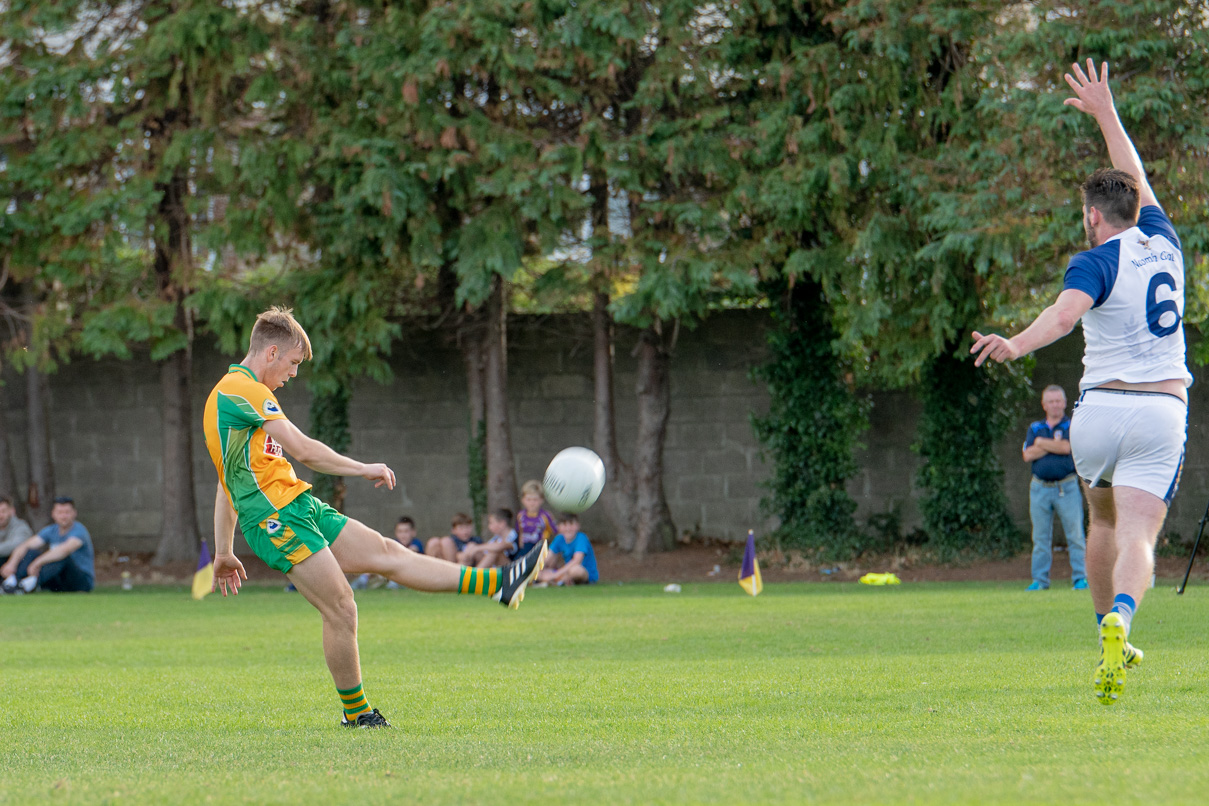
1070, 389, 1187, 504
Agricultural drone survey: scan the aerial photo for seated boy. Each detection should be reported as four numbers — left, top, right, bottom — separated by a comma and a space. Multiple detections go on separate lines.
458, 508, 517, 568
536, 512, 599, 586
353, 516, 421, 589
515, 480, 557, 554
395, 516, 424, 554
425, 513, 480, 562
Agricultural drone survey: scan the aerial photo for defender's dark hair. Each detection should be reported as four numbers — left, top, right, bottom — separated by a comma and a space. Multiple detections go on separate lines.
0, 494, 12, 507
1080, 168, 1140, 227
397, 516, 415, 527
489, 508, 513, 523
554, 511, 580, 525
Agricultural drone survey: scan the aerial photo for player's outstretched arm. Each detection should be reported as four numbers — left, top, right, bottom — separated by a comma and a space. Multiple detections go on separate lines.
971, 289, 1094, 367
1063, 59, 1159, 209
213, 484, 246, 597
262, 418, 396, 489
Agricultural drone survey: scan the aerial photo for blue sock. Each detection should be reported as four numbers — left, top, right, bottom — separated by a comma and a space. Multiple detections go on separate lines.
1095, 612, 1105, 626
1110, 594, 1137, 634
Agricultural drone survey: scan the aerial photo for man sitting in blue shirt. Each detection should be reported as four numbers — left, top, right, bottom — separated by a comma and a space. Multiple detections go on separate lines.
0, 496, 95, 593
537, 513, 599, 586
1022, 386, 1087, 591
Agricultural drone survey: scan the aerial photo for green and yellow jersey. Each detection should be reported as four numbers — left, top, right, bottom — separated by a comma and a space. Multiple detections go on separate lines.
203, 364, 311, 528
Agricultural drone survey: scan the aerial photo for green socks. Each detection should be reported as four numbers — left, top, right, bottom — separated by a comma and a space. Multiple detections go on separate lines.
338, 682, 371, 721
458, 566, 501, 597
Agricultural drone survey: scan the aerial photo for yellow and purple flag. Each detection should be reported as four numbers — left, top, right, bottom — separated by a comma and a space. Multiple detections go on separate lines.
738, 529, 762, 596
192, 541, 214, 600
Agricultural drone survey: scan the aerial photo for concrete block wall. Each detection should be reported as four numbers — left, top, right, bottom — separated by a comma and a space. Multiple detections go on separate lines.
0, 311, 1204, 554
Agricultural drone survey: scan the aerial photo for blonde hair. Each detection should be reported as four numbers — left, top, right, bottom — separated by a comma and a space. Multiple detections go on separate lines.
250, 306, 312, 360
520, 480, 543, 498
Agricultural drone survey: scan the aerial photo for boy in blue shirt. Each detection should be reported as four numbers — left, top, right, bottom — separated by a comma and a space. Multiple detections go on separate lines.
537, 513, 598, 586
0, 496, 94, 593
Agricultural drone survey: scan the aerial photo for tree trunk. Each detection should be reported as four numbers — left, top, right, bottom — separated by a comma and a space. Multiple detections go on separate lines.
483, 275, 519, 514
462, 323, 488, 532
155, 344, 201, 564
632, 324, 676, 559
0, 399, 22, 519
151, 169, 200, 565
592, 292, 637, 550
24, 364, 54, 529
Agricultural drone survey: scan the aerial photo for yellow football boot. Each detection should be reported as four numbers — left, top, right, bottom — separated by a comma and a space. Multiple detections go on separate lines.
1093, 612, 1127, 705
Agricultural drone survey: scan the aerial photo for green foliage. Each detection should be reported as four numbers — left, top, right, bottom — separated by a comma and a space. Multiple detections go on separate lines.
752, 278, 869, 559
915, 351, 1032, 560
0, 0, 284, 368
936, 0, 1209, 347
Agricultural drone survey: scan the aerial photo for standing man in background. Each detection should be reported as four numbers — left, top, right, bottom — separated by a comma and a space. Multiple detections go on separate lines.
1022, 385, 1087, 592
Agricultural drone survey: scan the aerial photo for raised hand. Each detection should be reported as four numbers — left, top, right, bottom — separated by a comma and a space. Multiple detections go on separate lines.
1063, 59, 1114, 118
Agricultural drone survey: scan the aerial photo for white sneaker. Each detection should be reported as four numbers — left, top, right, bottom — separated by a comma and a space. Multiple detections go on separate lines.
19, 576, 37, 593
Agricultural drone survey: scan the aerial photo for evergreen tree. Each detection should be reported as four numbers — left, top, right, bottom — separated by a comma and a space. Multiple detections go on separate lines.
0, 1, 283, 557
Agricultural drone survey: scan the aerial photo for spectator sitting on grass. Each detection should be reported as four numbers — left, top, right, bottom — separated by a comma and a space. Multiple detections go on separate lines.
536, 512, 598, 587
352, 516, 422, 590
0, 495, 33, 566
458, 508, 517, 568
424, 513, 480, 563
0, 496, 94, 594
516, 480, 556, 554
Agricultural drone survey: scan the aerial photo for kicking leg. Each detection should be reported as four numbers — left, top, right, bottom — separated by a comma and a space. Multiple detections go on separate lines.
333, 519, 460, 591
331, 519, 548, 608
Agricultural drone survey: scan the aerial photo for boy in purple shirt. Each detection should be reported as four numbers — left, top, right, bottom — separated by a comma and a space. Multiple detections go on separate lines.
515, 480, 556, 552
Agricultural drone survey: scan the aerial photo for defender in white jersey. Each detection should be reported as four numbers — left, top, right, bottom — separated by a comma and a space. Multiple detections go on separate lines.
970, 60, 1190, 706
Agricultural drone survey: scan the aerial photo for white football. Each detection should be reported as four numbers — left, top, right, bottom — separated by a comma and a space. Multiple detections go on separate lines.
542, 447, 606, 514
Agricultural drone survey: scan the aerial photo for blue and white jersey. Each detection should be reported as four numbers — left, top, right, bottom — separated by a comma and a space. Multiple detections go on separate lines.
1063, 205, 1192, 392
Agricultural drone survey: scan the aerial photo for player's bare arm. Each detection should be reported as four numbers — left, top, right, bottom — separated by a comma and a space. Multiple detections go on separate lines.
212, 484, 246, 596
261, 418, 396, 489
971, 289, 1094, 367
1063, 59, 1159, 209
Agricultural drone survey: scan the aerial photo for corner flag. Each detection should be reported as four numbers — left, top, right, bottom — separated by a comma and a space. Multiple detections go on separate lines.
192, 541, 214, 600
738, 529, 762, 596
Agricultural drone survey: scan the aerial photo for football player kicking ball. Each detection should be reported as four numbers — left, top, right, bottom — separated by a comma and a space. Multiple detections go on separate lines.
971, 60, 1190, 705
203, 307, 547, 728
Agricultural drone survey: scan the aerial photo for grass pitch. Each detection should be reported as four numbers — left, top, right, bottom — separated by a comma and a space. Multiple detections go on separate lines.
3, 580, 1208, 804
